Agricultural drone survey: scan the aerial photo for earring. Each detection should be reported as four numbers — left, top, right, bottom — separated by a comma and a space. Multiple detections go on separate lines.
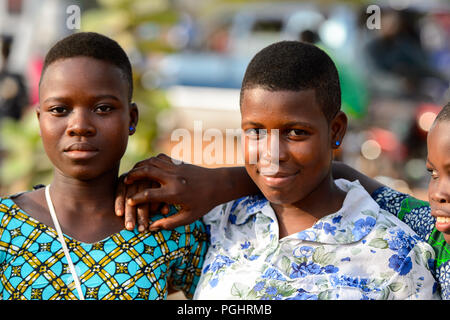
335, 140, 340, 146
129, 126, 134, 132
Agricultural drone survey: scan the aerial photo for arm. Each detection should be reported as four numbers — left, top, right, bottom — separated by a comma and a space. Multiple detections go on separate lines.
115, 154, 259, 231
116, 159, 384, 231
331, 161, 385, 195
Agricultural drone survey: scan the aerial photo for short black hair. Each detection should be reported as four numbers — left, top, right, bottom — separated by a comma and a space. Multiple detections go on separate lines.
40, 32, 133, 101
240, 41, 341, 122
435, 102, 450, 124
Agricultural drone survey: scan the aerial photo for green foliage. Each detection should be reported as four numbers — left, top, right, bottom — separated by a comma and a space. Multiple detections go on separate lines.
0, 111, 52, 192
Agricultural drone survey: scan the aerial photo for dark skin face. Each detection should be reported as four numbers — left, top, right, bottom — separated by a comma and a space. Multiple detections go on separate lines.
38, 57, 137, 181
241, 88, 347, 238
13, 56, 138, 243
427, 120, 450, 244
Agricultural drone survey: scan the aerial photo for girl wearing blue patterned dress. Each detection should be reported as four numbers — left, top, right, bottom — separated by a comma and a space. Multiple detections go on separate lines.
121, 41, 440, 300
0, 32, 207, 300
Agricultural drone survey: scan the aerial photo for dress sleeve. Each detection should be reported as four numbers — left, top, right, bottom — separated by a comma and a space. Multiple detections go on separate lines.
168, 219, 209, 299
371, 186, 434, 241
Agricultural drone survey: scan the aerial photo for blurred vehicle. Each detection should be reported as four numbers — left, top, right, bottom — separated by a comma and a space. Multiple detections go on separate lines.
153, 2, 368, 119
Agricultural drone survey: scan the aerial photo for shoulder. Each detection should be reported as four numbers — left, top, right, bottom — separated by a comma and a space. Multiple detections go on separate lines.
0, 195, 27, 218
372, 186, 433, 240
148, 206, 207, 247
374, 209, 435, 258
0, 197, 17, 219
203, 194, 268, 225
372, 186, 408, 206
372, 186, 430, 215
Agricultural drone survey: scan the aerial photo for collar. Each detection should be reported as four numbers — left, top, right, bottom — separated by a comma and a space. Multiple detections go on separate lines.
232, 179, 380, 245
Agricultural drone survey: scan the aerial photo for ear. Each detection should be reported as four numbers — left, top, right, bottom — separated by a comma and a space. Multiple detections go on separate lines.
330, 111, 347, 149
35, 104, 42, 136
128, 102, 139, 135
35, 103, 41, 119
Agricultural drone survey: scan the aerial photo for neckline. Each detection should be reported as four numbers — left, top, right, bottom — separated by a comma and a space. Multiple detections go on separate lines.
256, 179, 380, 244
5, 196, 134, 245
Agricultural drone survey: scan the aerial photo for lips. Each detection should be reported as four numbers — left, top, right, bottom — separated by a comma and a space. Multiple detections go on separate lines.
63, 142, 99, 160
257, 168, 299, 188
64, 142, 98, 152
431, 207, 450, 234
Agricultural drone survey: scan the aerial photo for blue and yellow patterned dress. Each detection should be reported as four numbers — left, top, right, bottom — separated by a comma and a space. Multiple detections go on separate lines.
0, 197, 208, 300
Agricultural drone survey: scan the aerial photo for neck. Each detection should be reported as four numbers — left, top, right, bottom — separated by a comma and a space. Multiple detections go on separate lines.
48, 167, 119, 220
271, 172, 346, 238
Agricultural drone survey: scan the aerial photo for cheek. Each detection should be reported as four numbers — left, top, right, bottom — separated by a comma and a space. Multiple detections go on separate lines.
243, 136, 260, 165
289, 141, 327, 167
103, 121, 130, 156
39, 119, 65, 151
427, 179, 435, 200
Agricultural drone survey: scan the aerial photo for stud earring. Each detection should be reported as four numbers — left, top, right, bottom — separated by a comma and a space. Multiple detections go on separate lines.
129, 126, 134, 132
335, 141, 340, 146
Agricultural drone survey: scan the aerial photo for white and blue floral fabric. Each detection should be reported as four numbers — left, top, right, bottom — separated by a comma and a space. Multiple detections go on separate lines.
194, 179, 440, 300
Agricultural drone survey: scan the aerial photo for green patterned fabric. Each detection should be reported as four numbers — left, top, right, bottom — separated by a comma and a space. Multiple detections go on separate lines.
0, 197, 208, 300
429, 229, 450, 269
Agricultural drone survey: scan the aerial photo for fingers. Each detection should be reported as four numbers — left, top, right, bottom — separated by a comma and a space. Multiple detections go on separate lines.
127, 187, 171, 206
160, 204, 170, 215
133, 154, 175, 170
124, 183, 139, 230
155, 153, 177, 164
115, 174, 127, 217
124, 165, 169, 185
136, 183, 150, 232
149, 181, 162, 214
149, 209, 195, 231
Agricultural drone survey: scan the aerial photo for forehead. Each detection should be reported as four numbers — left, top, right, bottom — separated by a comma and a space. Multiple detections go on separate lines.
428, 121, 450, 160
240, 87, 326, 125
428, 121, 450, 144
39, 56, 128, 101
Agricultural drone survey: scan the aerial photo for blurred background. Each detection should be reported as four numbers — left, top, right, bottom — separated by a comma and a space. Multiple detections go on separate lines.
0, 0, 449, 202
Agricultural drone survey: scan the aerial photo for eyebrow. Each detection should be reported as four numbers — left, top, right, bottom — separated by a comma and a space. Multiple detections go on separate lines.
43, 94, 121, 104
282, 121, 315, 129
427, 159, 450, 170
241, 120, 314, 129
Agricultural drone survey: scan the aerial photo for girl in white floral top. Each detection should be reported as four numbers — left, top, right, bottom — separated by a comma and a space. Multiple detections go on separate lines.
118, 41, 440, 300
191, 41, 439, 300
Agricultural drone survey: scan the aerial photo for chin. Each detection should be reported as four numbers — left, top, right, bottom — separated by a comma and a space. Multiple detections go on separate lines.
68, 171, 100, 181
259, 187, 300, 205
58, 165, 107, 181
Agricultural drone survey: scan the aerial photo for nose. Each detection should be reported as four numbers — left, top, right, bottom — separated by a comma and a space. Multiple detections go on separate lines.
432, 192, 449, 204
66, 109, 96, 137
257, 131, 289, 177
259, 130, 289, 163
430, 179, 450, 204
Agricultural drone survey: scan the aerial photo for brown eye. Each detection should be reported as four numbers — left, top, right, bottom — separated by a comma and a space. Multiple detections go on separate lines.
245, 128, 266, 140
287, 129, 309, 138
94, 105, 113, 113
427, 168, 439, 180
49, 106, 68, 115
